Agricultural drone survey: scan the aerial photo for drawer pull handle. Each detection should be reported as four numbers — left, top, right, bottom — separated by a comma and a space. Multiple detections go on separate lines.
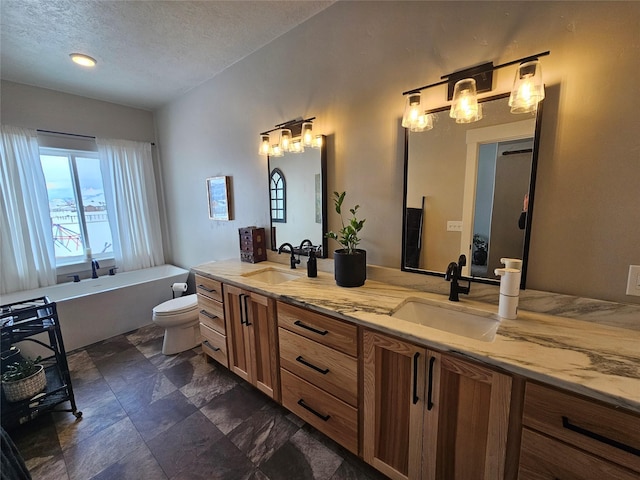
427, 356, 436, 410
561, 416, 640, 457
197, 284, 217, 293
199, 309, 217, 320
297, 399, 331, 421
293, 320, 328, 336
295, 356, 329, 375
203, 340, 221, 352
412, 352, 420, 405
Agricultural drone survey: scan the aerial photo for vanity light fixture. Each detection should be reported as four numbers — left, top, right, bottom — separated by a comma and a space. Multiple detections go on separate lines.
258, 116, 318, 156
69, 53, 97, 67
402, 51, 549, 129
312, 134, 323, 149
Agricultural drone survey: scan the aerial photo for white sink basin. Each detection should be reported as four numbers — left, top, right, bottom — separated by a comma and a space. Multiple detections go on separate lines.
243, 267, 301, 285
391, 298, 499, 342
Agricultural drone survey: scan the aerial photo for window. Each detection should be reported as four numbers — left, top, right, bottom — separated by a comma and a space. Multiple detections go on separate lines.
39, 148, 113, 264
270, 168, 286, 223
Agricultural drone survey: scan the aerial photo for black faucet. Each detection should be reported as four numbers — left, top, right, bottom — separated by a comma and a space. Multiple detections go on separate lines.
444, 254, 470, 302
299, 239, 313, 253
91, 259, 100, 279
278, 243, 300, 269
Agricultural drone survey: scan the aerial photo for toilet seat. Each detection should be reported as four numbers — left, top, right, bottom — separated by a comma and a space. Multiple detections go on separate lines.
152, 295, 198, 326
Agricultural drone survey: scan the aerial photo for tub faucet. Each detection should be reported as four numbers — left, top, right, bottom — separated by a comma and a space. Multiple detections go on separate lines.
278, 242, 300, 269
444, 254, 470, 302
91, 259, 100, 279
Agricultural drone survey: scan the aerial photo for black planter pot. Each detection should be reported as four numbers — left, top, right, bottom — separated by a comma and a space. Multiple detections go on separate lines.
334, 249, 366, 287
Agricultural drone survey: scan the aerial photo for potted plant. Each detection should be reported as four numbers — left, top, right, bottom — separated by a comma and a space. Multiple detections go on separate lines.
1, 356, 46, 402
473, 234, 488, 266
325, 191, 367, 287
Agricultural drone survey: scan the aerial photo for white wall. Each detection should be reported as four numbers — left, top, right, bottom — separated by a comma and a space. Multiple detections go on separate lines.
156, 1, 639, 304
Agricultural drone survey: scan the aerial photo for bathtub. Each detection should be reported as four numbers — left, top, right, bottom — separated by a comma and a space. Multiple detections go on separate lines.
1, 264, 189, 352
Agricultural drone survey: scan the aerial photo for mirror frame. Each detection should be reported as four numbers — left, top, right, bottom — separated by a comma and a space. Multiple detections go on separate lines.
268, 135, 328, 257
401, 93, 544, 288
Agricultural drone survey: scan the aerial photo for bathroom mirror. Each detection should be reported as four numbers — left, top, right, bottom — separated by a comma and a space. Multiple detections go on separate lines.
402, 94, 543, 287
268, 136, 327, 257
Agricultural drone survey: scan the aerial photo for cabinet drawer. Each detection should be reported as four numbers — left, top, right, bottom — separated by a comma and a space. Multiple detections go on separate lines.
277, 302, 357, 356
523, 382, 640, 473
281, 369, 358, 455
197, 295, 225, 334
200, 323, 228, 368
195, 275, 223, 302
279, 328, 358, 406
519, 428, 639, 480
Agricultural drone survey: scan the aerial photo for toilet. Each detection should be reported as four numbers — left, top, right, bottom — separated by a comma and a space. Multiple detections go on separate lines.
152, 294, 200, 355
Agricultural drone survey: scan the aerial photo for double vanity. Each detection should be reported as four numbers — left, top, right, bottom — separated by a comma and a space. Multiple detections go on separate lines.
192, 258, 640, 480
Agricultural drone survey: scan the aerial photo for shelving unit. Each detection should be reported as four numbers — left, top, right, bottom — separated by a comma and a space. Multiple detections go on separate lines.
1, 297, 81, 429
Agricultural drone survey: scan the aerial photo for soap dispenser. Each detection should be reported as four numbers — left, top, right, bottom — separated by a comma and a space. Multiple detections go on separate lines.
494, 258, 522, 319
307, 248, 317, 278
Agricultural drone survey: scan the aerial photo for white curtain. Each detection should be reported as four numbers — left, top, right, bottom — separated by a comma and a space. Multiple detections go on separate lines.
0, 125, 56, 294
97, 138, 164, 271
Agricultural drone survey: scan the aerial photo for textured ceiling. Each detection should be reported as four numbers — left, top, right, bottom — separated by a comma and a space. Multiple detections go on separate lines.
0, 0, 334, 110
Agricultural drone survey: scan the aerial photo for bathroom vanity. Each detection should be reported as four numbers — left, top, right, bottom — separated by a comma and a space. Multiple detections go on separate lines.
192, 259, 640, 480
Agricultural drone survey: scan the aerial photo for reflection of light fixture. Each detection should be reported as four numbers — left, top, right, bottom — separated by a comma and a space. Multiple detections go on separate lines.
401, 51, 549, 131
258, 116, 320, 156
509, 60, 545, 114
290, 138, 304, 153
450, 79, 482, 123
70, 53, 97, 67
259, 134, 270, 155
301, 122, 313, 146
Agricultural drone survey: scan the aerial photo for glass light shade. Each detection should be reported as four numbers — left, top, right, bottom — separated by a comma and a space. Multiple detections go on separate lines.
290, 138, 304, 153
258, 134, 270, 156
280, 129, 292, 152
270, 143, 284, 157
402, 93, 422, 129
312, 135, 323, 149
509, 60, 545, 114
450, 78, 482, 123
410, 112, 434, 132
301, 122, 313, 146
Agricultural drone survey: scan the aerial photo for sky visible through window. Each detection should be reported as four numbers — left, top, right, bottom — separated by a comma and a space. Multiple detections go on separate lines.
40, 153, 113, 260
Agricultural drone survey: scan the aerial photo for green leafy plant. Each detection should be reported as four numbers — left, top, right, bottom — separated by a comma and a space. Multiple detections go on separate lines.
1, 356, 42, 383
325, 191, 366, 254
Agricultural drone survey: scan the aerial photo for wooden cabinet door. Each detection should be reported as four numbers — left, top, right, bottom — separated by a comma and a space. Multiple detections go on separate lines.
245, 291, 279, 401
223, 284, 252, 383
423, 353, 512, 480
363, 329, 426, 480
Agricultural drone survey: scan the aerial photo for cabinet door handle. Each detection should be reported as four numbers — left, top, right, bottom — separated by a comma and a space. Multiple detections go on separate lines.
199, 309, 216, 320
413, 352, 420, 404
293, 320, 328, 336
242, 294, 251, 326
238, 295, 246, 325
561, 416, 640, 456
203, 340, 220, 352
197, 284, 217, 293
295, 355, 329, 375
427, 356, 436, 411
297, 399, 331, 421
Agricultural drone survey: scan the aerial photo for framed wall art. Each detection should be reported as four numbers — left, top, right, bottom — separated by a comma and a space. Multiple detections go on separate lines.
206, 176, 232, 221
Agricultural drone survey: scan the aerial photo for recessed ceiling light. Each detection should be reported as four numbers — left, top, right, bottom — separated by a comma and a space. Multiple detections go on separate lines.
70, 53, 97, 67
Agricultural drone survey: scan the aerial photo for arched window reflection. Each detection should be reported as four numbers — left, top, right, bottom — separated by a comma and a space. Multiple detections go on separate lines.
270, 168, 286, 223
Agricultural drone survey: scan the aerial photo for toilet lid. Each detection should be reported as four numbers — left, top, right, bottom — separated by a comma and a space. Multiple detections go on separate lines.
153, 294, 198, 315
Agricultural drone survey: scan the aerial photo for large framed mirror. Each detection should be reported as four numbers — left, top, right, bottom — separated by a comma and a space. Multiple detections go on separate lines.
402, 94, 543, 287
268, 135, 327, 257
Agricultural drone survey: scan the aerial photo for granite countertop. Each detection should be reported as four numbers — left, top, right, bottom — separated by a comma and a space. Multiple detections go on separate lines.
193, 259, 640, 414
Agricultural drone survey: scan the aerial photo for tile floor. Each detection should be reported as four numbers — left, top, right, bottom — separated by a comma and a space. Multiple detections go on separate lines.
7, 324, 388, 480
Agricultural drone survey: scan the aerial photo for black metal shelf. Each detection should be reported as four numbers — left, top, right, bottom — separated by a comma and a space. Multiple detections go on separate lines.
1, 297, 82, 430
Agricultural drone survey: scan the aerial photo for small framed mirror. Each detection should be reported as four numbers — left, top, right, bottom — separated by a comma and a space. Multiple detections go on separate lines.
402, 94, 543, 287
